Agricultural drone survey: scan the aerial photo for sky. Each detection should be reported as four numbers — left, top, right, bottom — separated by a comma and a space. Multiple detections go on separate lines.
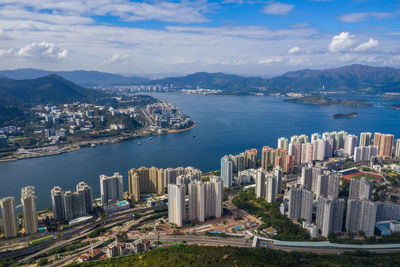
0, 0, 399, 77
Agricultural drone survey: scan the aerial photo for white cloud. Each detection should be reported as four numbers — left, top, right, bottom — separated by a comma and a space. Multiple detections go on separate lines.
107, 54, 130, 63
354, 38, 379, 52
339, 12, 394, 23
259, 56, 283, 64
16, 41, 68, 59
328, 32, 355, 53
0, 0, 210, 24
288, 46, 300, 54
287, 57, 309, 66
262, 1, 294, 15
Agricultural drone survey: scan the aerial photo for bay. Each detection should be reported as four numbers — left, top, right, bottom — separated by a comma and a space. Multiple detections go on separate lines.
1, 93, 399, 210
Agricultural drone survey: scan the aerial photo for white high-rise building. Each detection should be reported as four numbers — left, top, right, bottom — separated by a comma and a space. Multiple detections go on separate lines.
266, 174, 277, 203
395, 139, 400, 158
353, 145, 378, 162
274, 167, 283, 195
221, 156, 233, 188
0, 197, 18, 238
311, 133, 321, 143
312, 139, 326, 161
349, 177, 373, 200
100, 172, 123, 205
255, 169, 266, 198
344, 134, 358, 156
168, 184, 185, 227
277, 137, 289, 150
21, 186, 38, 235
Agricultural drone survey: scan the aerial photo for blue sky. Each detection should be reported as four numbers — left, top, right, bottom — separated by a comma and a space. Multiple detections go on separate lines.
0, 0, 399, 76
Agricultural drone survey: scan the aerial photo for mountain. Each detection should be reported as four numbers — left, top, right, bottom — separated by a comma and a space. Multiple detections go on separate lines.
265, 64, 400, 93
149, 64, 400, 94
0, 74, 106, 107
0, 75, 108, 125
0, 68, 149, 87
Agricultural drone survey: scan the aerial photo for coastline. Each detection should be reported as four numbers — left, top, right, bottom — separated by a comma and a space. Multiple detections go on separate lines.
0, 122, 196, 163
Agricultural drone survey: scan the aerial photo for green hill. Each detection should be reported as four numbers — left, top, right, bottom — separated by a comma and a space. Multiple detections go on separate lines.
71, 244, 400, 267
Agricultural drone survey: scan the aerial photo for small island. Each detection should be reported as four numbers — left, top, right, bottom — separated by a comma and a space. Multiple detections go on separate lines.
333, 112, 358, 119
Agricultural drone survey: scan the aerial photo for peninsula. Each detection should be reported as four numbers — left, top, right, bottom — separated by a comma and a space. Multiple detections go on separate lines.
284, 95, 372, 107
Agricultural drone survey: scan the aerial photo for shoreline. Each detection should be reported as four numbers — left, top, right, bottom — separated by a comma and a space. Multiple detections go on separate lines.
0, 122, 196, 163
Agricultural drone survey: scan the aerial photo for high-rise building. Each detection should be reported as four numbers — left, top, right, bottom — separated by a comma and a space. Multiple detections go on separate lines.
349, 177, 373, 200
21, 186, 38, 234
51, 186, 64, 221
319, 197, 345, 237
188, 182, 197, 222
168, 184, 185, 227
311, 133, 321, 143
100, 172, 123, 205
311, 167, 323, 192
395, 139, 400, 158
245, 149, 258, 169
353, 145, 378, 163
346, 199, 377, 236
72, 190, 86, 218
344, 134, 358, 156
291, 134, 309, 144
374, 132, 394, 159
76, 182, 93, 214
0, 197, 18, 238
288, 186, 313, 221
274, 167, 283, 194
376, 202, 400, 221
221, 156, 233, 188
261, 146, 274, 171
323, 137, 334, 158
129, 166, 201, 201
277, 137, 289, 150
301, 189, 314, 222
301, 166, 312, 190
312, 139, 326, 161
288, 187, 302, 219
360, 132, 372, 147
265, 174, 277, 203
316, 173, 339, 199
255, 169, 266, 198
63, 191, 74, 221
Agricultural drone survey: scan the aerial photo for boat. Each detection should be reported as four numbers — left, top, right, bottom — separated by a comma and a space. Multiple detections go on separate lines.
91, 143, 96, 147
137, 142, 141, 145
193, 135, 196, 138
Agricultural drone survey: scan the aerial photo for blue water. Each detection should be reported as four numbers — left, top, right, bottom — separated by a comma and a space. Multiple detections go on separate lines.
1, 93, 400, 210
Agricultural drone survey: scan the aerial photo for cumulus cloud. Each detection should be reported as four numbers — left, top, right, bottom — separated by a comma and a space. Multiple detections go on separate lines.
259, 56, 283, 64
262, 1, 294, 15
339, 12, 394, 23
328, 32, 355, 53
0, 41, 68, 59
354, 38, 379, 52
287, 57, 309, 66
107, 54, 130, 63
288, 46, 300, 54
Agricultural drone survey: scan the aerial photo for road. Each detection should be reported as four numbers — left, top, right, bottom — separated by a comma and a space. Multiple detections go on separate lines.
144, 234, 252, 248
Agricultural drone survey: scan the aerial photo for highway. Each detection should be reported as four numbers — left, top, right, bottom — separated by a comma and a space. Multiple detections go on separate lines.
0, 205, 166, 263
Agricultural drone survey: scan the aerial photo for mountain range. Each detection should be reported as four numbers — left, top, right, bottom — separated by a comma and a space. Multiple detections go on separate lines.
1, 64, 400, 94
0, 68, 149, 87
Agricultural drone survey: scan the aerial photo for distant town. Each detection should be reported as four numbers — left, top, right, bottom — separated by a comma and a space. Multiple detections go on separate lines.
2, 130, 400, 265
0, 99, 194, 162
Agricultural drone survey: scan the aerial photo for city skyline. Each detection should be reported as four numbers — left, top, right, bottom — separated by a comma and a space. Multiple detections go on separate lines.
0, 1, 399, 75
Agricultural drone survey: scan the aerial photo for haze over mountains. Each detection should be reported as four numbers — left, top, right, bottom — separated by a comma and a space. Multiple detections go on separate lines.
1, 65, 400, 94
